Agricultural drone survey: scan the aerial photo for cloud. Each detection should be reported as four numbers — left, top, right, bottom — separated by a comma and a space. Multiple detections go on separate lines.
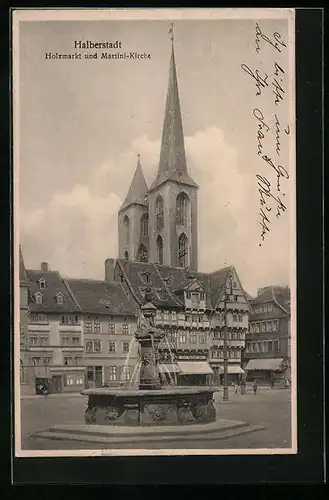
19, 126, 291, 295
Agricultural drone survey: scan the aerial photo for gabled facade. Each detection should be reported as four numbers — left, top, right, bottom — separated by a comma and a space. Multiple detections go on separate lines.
19, 245, 31, 389
25, 262, 85, 393
243, 286, 291, 387
106, 258, 250, 385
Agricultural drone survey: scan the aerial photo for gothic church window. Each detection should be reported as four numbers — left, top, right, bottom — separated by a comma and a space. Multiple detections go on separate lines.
156, 196, 164, 229
140, 214, 149, 237
157, 235, 163, 265
176, 192, 190, 226
178, 233, 188, 267
123, 215, 130, 245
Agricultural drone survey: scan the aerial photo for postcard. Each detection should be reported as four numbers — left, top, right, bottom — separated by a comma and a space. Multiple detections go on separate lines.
13, 7, 296, 458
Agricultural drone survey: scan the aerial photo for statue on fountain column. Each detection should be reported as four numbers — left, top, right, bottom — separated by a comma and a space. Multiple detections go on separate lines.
135, 289, 165, 390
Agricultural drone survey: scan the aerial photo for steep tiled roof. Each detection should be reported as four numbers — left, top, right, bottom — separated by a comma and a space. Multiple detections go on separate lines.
116, 259, 236, 311
252, 285, 290, 314
209, 267, 231, 308
117, 260, 180, 307
26, 269, 80, 313
66, 278, 138, 316
19, 245, 29, 285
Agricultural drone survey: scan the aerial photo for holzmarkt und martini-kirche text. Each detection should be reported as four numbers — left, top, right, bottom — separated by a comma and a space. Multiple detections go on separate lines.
45, 40, 151, 60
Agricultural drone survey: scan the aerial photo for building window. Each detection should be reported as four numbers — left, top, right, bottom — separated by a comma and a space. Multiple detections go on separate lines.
123, 341, 130, 353
199, 332, 206, 344
108, 341, 116, 353
109, 323, 116, 334
267, 303, 273, 312
87, 366, 103, 384
268, 341, 273, 352
29, 313, 48, 323
274, 340, 280, 352
273, 320, 278, 331
257, 341, 263, 352
85, 323, 93, 334
137, 243, 148, 262
40, 337, 48, 346
266, 321, 272, 332
35, 293, 43, 304
85, 341, 102, 352
192, 314, 198, 323
140, 214, 149, 237
56, 293, 64, 304
261, 322, 266, 332
122, 366, 130, 381
176, 192, 190, 226
108, 366, 117, 381
233, 313, 237, 322
171, 311, 177, 322
190, 331, 197, 344
72, 336, 80, 345
29, 337, 38, 346
74, 357, 83, 365
156, 195, 164, 229
156, 235, 163, 265
163, 310, 169, 321
263, 341, 268, 352
64, 356, 73, 366
94, 322, 101, 334
122, 323, 129, 335
178, 233, 188, 268
39, 278, 46, 289
32, 357, 41, 365
123, 215, 130, 245
179, 332, 187, 343
156, 310, 162, 321
238, 313, 243, 322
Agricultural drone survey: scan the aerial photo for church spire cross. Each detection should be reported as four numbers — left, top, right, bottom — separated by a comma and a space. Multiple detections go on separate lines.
169, 21, 174, 43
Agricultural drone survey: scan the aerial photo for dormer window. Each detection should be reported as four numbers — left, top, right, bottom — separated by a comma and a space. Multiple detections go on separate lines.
56, 293, 64, 305
39, 278, 46, 289
35, 292, 43, 304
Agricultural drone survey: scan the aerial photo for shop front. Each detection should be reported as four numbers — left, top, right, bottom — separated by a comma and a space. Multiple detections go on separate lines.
49, 366, 85, 393
244, 358, 286, 387
210, 363, 245, 386
176, 361, 213, 386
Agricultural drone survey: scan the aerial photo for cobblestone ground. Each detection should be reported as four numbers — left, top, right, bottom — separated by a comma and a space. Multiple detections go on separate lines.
19, 386, 292, 451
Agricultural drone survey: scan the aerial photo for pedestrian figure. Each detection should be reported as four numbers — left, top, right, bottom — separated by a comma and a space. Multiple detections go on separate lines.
270, 379, 275, 390
253, 380, 258, 395
234, 382, 239, 395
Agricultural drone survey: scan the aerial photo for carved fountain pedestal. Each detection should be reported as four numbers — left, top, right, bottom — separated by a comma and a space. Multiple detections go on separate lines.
83, 300, 217, 427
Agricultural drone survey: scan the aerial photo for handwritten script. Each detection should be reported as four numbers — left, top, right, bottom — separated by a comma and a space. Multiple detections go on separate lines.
241, 22, 290, 246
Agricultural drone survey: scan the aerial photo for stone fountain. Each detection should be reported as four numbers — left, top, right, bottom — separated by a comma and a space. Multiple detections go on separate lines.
82, 296, 218, 427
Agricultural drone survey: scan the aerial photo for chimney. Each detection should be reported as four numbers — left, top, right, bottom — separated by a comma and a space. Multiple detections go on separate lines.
105, 258, 115, 282
40, 262, 49, 272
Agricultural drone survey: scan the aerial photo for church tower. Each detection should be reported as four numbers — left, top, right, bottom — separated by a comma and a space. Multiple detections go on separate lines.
147, 35, 198, 270
118, 155, 149, 262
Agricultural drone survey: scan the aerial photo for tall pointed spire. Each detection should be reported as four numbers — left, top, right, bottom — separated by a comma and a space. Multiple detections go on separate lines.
150, 33, 198, 191
120, 154, 148, 211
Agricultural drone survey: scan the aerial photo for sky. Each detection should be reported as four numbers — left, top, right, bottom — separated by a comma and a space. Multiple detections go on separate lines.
17, 16, 294, 297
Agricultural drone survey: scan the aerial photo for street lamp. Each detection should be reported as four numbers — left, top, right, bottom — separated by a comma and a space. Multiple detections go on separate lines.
223, 269, 234, 401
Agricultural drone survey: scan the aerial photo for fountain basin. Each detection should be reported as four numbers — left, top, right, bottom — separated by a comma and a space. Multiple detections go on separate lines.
82, 387, 218, 427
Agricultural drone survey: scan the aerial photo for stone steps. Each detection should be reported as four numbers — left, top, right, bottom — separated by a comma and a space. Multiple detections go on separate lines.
31, 420, 266, 446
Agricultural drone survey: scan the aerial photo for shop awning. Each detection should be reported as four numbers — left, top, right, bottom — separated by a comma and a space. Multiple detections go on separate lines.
245, 358, 284, 371
158, 363, 181, 374
177, 361, 213, 375
215, 365, 245, 374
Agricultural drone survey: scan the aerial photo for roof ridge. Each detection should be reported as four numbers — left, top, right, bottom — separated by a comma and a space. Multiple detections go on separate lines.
62, 279, 82, 311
